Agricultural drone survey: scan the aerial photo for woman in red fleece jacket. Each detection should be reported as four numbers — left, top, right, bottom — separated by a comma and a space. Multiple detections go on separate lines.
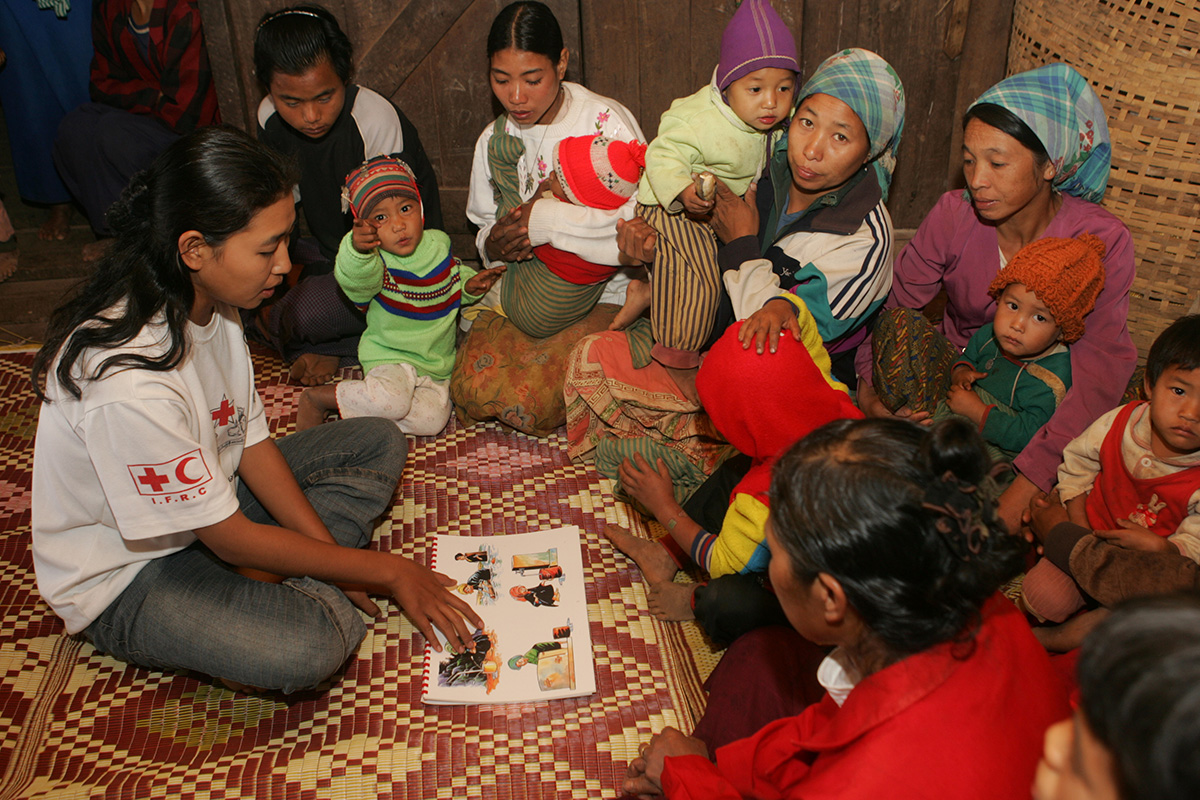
624, 417, 1070, 799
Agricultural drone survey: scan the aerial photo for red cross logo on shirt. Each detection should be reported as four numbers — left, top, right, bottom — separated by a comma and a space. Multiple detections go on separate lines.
211, 397, 236, 426
137, 467, 170, 492
128, 449, 213, 496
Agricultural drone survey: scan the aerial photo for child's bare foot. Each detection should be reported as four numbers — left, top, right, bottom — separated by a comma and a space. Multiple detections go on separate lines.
604, 524, 679, 585
39, 204, 72, 241
1031, 608, 1111, 653
295, 389, 330, 431
610, 278, 651, 330
648, 581, 696, 621
663, 365, 700, 406
290, 352, 339, 386
82, 238, 113, 262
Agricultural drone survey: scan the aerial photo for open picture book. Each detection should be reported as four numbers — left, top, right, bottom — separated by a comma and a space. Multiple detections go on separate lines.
420, 526, 596, 705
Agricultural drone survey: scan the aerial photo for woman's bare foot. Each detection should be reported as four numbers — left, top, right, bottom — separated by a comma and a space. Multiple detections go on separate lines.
218, 677, 268, 694
0, 241, 16, 284
609, 278, 651, 330
604, 524, 679, 585
648, 581, 696, 621
290, 352, 339, 386
295, 388, 330, 431
39, 204, 72, 241
1031, 608, 1111, 653
82, 238, 113, 262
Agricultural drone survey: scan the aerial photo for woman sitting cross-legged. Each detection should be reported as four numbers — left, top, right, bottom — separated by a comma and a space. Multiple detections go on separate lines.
623, 417, 1069, 799
30, 126, 481, 694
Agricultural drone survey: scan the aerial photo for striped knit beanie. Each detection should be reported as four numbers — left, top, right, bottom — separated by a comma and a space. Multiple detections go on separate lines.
988, 233, 1107, 343
553, 135, 647, 210
341, 155, 420, 218
715, 0, 798, 90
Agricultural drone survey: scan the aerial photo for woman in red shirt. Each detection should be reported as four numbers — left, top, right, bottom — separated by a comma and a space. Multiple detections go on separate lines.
624, 417, 1070, 799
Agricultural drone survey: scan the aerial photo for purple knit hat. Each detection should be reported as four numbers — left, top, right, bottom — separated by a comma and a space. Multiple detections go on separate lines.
715, 0, 798, 90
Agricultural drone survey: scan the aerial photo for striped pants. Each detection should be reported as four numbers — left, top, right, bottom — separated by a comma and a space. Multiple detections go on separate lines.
640, 204, 721, 368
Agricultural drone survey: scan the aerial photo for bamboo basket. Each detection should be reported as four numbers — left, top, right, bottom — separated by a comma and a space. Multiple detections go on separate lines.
1009, 0, 1200, 357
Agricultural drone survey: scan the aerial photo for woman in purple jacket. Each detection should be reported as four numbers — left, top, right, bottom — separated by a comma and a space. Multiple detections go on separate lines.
854, 63, 1135, 535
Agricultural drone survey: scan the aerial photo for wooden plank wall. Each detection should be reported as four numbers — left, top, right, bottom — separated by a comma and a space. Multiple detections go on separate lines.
197, 0, 1015, 246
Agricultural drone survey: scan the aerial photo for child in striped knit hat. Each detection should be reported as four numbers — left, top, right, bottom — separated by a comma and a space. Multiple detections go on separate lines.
296, 155, 504, 433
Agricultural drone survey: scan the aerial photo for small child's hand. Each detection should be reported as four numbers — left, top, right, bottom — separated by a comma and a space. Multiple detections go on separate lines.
1094, 520, 1174, 553
351, 217, 380, 254
946, 383, 986, 421
465, 265, 506, 295
1026, 488, 1067, 544
677, 182, 714, 217
950, 364, 986, 389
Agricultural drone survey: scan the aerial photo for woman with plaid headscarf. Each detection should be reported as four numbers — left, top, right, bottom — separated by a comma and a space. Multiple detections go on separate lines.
854, 63, 1136, 536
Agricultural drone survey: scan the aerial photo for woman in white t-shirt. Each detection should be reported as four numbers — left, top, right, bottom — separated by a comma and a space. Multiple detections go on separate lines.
30, 126, 481, 694
465, 0, 644, 321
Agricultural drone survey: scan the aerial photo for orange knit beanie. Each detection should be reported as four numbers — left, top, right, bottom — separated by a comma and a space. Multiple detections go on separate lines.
988, 233, 1107, 343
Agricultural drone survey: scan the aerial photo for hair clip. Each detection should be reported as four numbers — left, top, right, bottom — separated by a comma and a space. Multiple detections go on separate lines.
257, 8, 322, 32
921, 468, 1002, 561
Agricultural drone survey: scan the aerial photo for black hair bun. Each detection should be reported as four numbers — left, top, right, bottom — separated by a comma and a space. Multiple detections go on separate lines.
105, 171, 153, 235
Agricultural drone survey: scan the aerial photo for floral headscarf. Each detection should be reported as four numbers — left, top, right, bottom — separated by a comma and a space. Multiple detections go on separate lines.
799, 48, 907, 201
970, 63, 1112, 203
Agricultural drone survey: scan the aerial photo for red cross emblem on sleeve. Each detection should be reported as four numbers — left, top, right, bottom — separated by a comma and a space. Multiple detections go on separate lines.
128, 449, 214, 496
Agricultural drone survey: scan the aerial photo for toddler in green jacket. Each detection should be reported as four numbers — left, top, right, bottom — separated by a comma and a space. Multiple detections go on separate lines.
297, 156, 503, 433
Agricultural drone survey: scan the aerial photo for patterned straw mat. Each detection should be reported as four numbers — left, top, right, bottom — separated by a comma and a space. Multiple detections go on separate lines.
0, 346, 723, 799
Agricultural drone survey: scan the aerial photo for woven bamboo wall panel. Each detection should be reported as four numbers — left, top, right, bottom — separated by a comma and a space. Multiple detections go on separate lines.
1009, 0, 1200, 355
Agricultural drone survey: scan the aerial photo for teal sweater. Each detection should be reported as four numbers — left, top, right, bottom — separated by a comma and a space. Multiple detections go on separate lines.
335, 229, 481, 380
955, 322, 1073, 457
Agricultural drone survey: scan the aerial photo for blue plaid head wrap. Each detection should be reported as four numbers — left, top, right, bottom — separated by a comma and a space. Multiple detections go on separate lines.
799, 48, 906, 201
970, 63, 1111, 203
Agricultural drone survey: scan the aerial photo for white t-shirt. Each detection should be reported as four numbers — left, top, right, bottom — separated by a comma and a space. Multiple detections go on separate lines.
32, 304, 269, 633
466, 81, 645, 268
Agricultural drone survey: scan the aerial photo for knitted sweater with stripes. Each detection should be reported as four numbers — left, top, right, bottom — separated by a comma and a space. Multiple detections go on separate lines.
335, 229, 481, 380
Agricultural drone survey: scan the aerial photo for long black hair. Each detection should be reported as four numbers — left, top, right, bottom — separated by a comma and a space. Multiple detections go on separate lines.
769, 417, 1026, 659
32, 126, 296, 401
487, 1, 563, 62
254, 4, 353, 87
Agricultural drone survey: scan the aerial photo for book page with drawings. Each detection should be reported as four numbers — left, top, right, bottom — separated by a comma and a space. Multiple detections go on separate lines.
421, 526, 595, 705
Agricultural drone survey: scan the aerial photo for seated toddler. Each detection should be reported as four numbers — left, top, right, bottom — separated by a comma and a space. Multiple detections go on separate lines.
1023, 314, 1200, 639
296, 156, 502, 433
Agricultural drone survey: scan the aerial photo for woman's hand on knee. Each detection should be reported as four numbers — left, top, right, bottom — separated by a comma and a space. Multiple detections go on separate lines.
617, 217, 658, 265
389, 557, 484, 653
485, 207, 533, 262
710, 179, 758, 243
855, 380, 931, 423
739, 298, 801, 354
618, 453, 677, 520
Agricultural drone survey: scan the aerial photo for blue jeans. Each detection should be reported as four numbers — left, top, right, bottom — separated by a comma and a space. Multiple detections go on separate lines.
84, 417, 407, 693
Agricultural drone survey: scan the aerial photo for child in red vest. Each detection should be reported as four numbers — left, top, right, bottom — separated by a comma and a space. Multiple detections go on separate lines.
1022, 314, 1200, 633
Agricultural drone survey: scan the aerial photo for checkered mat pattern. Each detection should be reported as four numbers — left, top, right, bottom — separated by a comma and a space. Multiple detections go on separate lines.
0, 347, 722, 799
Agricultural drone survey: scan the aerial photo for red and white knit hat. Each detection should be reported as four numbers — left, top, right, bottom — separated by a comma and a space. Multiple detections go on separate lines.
553, 135, 647, 210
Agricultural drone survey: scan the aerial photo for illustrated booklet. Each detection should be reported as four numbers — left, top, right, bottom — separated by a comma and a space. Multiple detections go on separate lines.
421, 526, 596, 705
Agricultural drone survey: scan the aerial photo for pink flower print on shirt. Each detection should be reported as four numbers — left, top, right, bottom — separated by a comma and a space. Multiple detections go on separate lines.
536, 155, 548, 180
595, 109, 611, 131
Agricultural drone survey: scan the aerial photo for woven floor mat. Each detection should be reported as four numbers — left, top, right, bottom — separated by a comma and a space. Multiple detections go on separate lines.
0, 347, 722, 799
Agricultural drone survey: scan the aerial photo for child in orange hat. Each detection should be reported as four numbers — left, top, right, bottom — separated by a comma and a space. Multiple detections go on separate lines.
933, 234, 1106, 463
